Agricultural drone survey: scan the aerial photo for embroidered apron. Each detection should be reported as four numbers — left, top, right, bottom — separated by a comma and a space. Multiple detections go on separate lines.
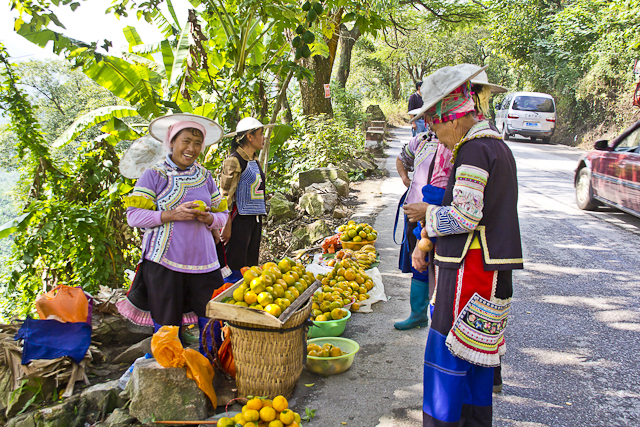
236, 160, 267, 216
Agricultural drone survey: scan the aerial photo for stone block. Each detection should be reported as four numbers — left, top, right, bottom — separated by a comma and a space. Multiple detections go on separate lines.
81, 380, 119, 410
267, 193, 296, 222
105, 408, 135, 426
111, 338, 152, 364
371, 120, 386, 131
299, 193, 324, 217
298, 167, 349, 191
365, 130, 384, 141
365, 105, 386, 122
127, 359, 207, 423
332, 178, 349, 197
368, 127, 384, 132
307, 220, 333, 243
333, 206, 349, 219
365, 139, 383, 150
292, 227, 312, 250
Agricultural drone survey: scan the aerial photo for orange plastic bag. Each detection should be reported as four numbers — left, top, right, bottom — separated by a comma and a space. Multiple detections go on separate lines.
151, 326, 217, 407
36, 285, 88, 323
218, 325, 235, 378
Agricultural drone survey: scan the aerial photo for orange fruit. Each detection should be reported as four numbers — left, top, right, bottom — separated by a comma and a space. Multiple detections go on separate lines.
272, 395, 288, 412
259, 406, 276, 422
283, 272, 296, 286
243, 269, 258, 285
244, 408, 260, 422
247, 397, 263, 411
264, 303, 282, 317
278, 258, 291, 273
258, 292, 274, 307
279, 409, 295, 425
268, 420, 284, 427
288, 287, 300, 299
244, 290, 258, 305
217, 417, 235, 427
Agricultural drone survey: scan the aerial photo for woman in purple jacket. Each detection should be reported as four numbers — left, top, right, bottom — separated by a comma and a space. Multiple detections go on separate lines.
117, 114, 227, 352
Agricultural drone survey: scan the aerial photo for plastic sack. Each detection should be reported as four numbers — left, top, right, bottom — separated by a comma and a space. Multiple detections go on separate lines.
36, 285, 88, 323
151, 326, 217, 407
218, 325, 235, 378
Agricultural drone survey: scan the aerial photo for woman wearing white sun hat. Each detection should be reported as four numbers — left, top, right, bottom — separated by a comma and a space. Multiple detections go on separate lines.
219, 117, 275, 283
116, 113, 228, 355
404, 65, 522, 426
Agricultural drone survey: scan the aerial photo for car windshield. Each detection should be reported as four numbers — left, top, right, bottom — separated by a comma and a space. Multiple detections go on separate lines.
512, 96, 555, 113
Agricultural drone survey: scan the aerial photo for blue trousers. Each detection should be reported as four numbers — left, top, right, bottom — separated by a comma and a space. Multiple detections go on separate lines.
423, 328, 493, 426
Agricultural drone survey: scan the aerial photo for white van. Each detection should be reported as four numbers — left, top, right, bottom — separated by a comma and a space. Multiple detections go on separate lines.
494, 91, 556, 143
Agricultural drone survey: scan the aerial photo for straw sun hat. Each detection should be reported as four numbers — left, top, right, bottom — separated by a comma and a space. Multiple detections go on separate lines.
223, 117, 276, 138
409, 64, 488, 122
119, 113, 223, 179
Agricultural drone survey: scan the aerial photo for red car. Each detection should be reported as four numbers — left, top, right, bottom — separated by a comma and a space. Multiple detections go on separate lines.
575, 119, 640, 217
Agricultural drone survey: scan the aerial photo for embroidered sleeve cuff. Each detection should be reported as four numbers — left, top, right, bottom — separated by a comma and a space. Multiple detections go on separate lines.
207, 211, 228, 230
425, 204, 441, 237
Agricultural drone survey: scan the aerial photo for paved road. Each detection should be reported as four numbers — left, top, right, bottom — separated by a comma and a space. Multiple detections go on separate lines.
293, 127, 640, 427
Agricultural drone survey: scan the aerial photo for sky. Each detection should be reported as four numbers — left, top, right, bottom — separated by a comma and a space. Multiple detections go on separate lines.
0, 0, 192, 61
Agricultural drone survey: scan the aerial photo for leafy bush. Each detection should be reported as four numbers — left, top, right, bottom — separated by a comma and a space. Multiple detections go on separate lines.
266, 115, 366, 193
330, 82, 367, 130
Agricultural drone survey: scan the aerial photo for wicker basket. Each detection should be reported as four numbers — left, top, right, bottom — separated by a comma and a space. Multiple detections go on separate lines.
228, 299, 312, 399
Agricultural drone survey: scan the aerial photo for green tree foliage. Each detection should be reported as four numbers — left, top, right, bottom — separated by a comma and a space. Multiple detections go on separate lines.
0, 46, 138, 318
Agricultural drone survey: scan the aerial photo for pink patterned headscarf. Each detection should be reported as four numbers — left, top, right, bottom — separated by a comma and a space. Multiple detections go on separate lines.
425, 82, 476, 125
163, 121, 207, 154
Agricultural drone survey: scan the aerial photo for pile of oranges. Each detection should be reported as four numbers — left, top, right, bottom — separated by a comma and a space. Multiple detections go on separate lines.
223, 258, 316, 318
313, 257, 374, 317
337, 220, 377, 243
217, 395, 301, 427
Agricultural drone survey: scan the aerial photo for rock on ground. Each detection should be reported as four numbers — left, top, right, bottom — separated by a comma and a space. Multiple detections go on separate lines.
104, 408, 135, 426
126, 358, 207, 423
267, 193, 296, 222
304, 182, 338, 213
111, 338, 151, 364
299, 193, 324, 217
298, 167, 349, 191
306, 220, 333, 243
332, 178, 349, 197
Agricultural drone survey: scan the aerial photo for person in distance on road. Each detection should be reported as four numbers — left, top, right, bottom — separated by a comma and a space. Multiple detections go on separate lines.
406, 64, 523, 427
409, 80, 426, 136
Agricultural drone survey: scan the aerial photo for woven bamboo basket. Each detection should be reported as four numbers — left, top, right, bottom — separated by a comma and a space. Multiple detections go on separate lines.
228, 299, 312, 399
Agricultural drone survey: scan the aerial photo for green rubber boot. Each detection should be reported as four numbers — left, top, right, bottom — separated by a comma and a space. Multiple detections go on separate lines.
394, 278, 430, 330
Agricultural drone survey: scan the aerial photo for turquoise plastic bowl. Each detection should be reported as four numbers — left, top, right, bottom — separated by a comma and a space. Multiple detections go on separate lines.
308, 309, 351, 338
306, 337, 360, 375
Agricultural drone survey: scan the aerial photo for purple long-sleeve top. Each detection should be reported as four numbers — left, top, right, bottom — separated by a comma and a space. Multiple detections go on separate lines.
124, 157, 228, 274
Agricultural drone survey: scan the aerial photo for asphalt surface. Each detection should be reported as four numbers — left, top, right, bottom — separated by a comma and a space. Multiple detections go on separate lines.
291, 127, 640, 427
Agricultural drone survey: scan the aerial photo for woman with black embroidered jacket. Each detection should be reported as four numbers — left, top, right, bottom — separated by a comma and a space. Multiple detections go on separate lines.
406, 64, 523, 427
219, 117, 275, 283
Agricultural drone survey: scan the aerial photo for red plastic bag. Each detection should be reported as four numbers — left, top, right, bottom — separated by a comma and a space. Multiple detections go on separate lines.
151, 326, 217, 407
36, 285, 88, 323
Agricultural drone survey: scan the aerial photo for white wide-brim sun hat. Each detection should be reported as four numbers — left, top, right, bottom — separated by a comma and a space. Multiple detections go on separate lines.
119, 135, 165, 179
148, 113, 224, 147
471, 70, 508, 94
223, 117, 276, 138
409, 64, 488, 122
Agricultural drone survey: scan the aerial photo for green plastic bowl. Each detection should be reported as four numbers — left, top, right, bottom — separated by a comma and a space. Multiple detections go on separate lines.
308, 310, 351, 338
306, 337, 359, 375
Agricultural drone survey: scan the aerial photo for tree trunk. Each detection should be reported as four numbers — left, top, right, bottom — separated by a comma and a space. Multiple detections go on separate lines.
300, 56, 334, 116
392, 67, 401, 100
258, 81, 269, 123
336, 24, 361, 89
300, 9, 342, 116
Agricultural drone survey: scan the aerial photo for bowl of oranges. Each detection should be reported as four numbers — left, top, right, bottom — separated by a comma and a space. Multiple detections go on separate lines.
308, 307, 351, 338
306, 337, 359, 375
337, 220, 377, 251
